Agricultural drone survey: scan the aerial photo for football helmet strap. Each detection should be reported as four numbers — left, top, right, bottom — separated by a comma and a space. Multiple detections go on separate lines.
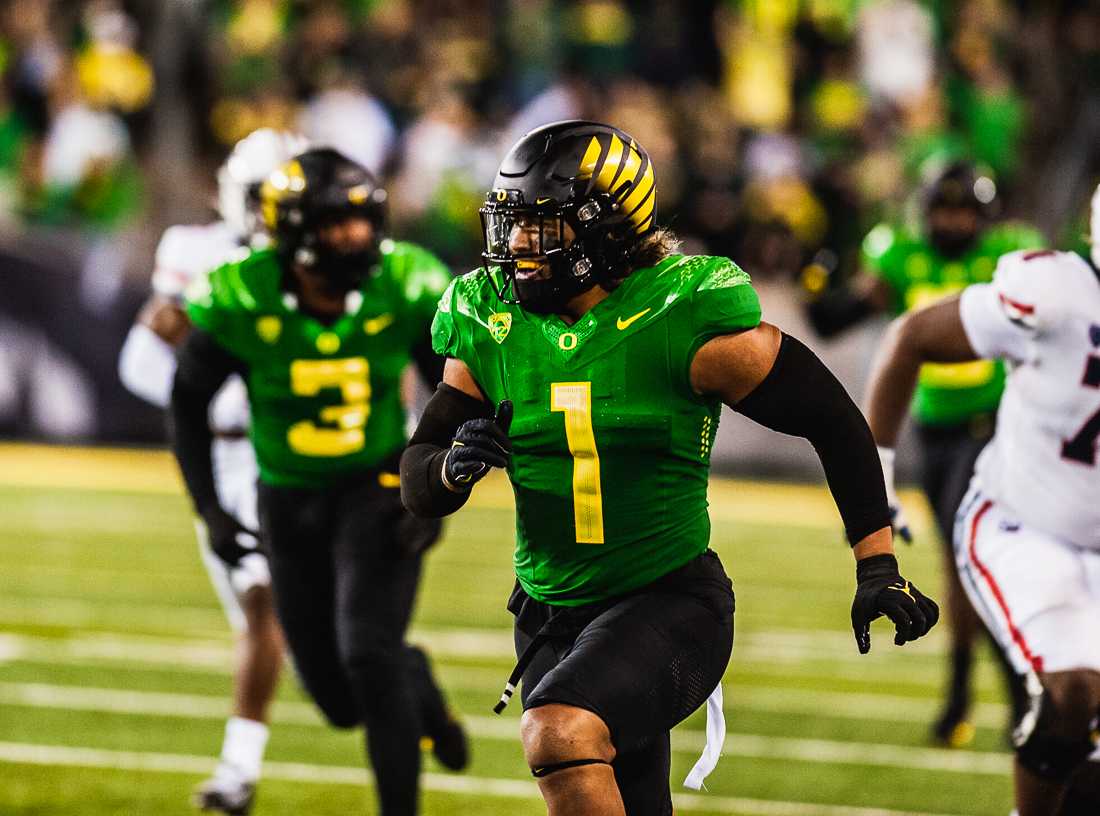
217, 128, 309, 242
260, 147, 388, 291
480, 120, 657, 314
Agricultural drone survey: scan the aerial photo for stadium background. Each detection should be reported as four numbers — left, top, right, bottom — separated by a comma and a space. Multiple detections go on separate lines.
1, 1, 1098, 814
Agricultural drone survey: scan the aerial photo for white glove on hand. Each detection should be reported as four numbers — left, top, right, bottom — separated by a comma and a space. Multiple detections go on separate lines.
877, 446, 912, 544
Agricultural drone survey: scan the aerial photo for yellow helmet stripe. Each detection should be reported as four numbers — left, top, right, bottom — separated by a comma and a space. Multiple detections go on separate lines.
577, 136, 604, 181
630, 188, 656, 232
594, 134, 625, 191
609, 140, 644, 195
620, 159, 654, 216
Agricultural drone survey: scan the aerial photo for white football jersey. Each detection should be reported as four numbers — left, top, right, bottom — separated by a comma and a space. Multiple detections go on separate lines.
960, 249, 1100, 549
151, 221, 244, 299
129, 221, 250, 431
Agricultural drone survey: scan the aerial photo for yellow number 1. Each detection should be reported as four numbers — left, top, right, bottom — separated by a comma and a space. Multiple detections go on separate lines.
550, 382, 604, 544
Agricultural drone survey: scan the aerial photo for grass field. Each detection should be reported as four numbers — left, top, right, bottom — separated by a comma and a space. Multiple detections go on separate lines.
0, 443, 1016, 815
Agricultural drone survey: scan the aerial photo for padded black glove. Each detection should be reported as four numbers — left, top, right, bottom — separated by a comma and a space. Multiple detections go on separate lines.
852, 553, 939, 654
200, 505, 260, 568
442, 400, 513, 491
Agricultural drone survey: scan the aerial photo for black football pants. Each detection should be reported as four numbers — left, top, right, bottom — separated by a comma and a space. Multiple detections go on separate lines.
258, 476, 439, 816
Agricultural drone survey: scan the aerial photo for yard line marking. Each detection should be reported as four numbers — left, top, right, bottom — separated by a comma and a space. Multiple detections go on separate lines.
0, 631, 1010, 723
0, 681, 1012, 776
0, 740, 964, 816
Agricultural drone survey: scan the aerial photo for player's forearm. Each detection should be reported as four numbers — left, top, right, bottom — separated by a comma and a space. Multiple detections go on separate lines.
733, 333, 893, 544
400, 382, 492, 517
169, 329, 244, 516
865, 301, 976, 448
169, 371, 220, 515
118, 323, 176, 408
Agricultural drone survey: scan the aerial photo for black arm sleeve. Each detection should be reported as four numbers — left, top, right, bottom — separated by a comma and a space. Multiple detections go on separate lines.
733, 333, 891, 544
410, 334, 445, 390
400, 381, 492, 518
805, 288, 875, 338
169, 328, 247, 516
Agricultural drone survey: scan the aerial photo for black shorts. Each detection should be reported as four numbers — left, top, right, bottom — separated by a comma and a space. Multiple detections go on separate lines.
508, 549, 735, 753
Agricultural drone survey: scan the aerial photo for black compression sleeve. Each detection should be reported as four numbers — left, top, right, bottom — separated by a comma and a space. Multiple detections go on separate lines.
401, 382, 492, 518
170, 329, 247, 515
733, 333, 891, 544
411, 335, 445, 390
805, 288, 875, 338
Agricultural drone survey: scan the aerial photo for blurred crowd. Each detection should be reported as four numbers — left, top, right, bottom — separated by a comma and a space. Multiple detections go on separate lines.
2, 0, 1100, 442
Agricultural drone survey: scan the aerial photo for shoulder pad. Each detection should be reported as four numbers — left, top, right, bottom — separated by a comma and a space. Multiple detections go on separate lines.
990, 249, 1085, 329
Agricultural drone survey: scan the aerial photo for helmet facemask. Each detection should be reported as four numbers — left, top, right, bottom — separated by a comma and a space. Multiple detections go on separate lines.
292, 203, 384, 296
480, 190, 631, 314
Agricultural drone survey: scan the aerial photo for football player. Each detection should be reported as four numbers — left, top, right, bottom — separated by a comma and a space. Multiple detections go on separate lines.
118, 128, 306, 815
807, 160, 1043, 746
169, 147, 467, 816
864, 219, 1100, 815
400, 121, 938, 814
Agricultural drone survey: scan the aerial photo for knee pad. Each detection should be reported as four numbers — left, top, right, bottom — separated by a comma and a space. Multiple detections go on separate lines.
1014, 676, 1100, 781
531, 758, 611, 779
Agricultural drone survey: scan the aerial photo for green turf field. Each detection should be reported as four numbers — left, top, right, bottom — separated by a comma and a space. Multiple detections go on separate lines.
0, 444, 1015, 815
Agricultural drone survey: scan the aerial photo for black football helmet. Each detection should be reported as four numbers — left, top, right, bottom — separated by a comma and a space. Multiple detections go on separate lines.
480, 120, 657, 313
260, 147, 388, 291
920, 159, 998, 258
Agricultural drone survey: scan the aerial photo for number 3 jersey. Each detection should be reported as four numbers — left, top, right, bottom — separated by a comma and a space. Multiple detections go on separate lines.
959, 249, 1100, 549
185, 240, 451, 488
432, 254, 762, 606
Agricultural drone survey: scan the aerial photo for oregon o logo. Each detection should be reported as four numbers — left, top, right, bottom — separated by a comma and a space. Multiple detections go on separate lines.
495, 189, 507, 202
558, 332, 578, 351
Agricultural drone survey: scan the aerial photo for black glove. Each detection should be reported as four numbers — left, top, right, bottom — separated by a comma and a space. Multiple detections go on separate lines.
200, 504, 260, 568
852, 553, 939, 654
442, 400, 513, 491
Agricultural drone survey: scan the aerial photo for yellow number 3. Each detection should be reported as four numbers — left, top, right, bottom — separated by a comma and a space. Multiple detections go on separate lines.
551, 382, 604, 544
287, 358, 371, 457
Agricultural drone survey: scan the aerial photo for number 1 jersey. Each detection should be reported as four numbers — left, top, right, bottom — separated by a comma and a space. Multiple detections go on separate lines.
185, 241, 450, 488
432, 255, 762, 605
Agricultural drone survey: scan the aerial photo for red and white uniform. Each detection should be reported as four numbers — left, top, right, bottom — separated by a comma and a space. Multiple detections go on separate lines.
118, 222, 265, 631
954, 249, 1100, 675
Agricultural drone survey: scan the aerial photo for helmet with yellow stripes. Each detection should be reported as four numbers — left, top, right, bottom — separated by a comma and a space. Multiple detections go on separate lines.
481, 120, 657, 313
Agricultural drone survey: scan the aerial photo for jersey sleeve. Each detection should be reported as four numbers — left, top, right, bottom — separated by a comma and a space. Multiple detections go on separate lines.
958, 249, 1053, 362
184, 264, 234, 342
390, 241, 453, 328
430, 276, 467, 360
151, 226, 195, 299
689, 259, 763, 345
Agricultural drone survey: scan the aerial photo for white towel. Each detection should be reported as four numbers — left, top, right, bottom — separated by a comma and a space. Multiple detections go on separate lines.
683, 683, 725, 791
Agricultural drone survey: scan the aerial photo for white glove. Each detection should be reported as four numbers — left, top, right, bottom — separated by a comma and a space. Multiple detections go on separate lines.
877, 446, 912, 544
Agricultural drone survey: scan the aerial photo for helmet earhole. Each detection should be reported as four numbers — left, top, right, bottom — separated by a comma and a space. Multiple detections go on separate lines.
572, 257, 592, 278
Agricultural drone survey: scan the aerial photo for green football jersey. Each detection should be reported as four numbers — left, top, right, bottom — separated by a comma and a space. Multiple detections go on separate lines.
862, 221, 1043, 426
433, 255, 761, 606
186, 239, 450, 488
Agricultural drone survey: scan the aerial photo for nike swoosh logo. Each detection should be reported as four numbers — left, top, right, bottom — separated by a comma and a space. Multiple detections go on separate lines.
616, 308, 651, 331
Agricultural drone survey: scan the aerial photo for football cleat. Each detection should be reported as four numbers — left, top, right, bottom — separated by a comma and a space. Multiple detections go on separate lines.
932, 706, 976, 749
193, 774, 256, 816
